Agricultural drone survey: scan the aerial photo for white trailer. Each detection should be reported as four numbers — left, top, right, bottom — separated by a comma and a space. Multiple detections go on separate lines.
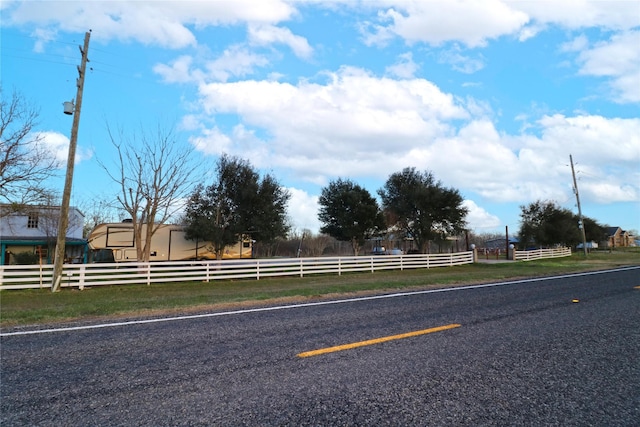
87, 222, 252, 262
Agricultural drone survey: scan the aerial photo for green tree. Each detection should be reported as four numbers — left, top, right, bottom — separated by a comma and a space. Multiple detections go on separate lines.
318, 178, 385, 256
184, 155, 290, 259
246, 173, 291, 244
378, 167, 468, 253
519, 200, 608, 248
582, 217, 608, 244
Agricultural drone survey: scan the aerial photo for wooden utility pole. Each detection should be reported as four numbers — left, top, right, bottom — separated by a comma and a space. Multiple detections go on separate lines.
570, 154, 588, 256
52, 31, 91, 292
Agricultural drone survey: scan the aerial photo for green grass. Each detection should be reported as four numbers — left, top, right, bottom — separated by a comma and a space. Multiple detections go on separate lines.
1, 250, 638, 327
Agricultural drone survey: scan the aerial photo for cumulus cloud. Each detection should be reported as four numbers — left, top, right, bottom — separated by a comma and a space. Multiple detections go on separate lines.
194, 66, 467, 177
153, 55, 199, 84
248, 24, 313, 59
463, 200, 502, 230
38, 131, 92, 166
189, 67, 639, 207
575, 30, 640, 103
438, 46, 485, 74
385, 52, 419, 78
205, 46, 270, 82
154, 46, 270, 85
3, 0, 296, 48
286, 187, 321, 233
361, 0, 529, 48
510, 0, 640, 31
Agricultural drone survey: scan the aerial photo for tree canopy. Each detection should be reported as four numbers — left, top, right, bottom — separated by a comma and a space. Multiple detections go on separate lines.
318, 178, 385, 255
518, 200, 608, 248
378, 167, 468, 253
183, 155, 290, 259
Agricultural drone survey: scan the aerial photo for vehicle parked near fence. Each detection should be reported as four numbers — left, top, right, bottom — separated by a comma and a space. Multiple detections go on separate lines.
87, 222, 252, 262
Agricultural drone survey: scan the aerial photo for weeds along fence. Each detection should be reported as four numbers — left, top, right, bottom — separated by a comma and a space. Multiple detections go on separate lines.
0, 252, 475, 290
514, 247, 572, 261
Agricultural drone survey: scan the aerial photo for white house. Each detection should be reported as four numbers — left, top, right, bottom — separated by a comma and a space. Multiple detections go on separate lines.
0, 204, 86, 265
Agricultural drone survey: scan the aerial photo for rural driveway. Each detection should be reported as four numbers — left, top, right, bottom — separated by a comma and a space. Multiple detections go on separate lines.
2, 267, 639, 426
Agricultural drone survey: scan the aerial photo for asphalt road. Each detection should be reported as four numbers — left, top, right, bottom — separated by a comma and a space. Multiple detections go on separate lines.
2, 267, 639, 426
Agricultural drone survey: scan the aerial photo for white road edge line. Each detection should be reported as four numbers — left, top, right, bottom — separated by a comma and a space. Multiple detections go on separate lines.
2, 266, 638, 337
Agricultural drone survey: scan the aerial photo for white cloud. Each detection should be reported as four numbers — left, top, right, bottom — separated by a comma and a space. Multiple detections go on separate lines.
575, 30, 640, 103
189, 126, 232, 155
286, 187, 321, 233
154, 46, 270, 85
361, 0, 529, 48
385, 52, 419, 78
517, 23, 545, 41
463, 200, 502, 230
585, 181, 638, 204
560, 34, 589, 53
191, 67, 639, 207
248, 24, 313, 59
195, 66, 468, 179
438, 45, 485, 74
153, 55, 199, 84
31, 27, 56, 53
205, 45, 270, 82
4, 0, 296, 49
510, 0, 640, 31
38, 131, 92, 166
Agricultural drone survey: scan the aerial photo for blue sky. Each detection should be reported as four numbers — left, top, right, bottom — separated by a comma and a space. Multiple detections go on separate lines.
2, 0, 639, 236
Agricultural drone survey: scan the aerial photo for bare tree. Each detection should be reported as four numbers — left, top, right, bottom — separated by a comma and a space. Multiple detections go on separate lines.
79, 196, 120, 238
99, 123, 198, 262
304, 231, 333, 257
0, 87, 60, 209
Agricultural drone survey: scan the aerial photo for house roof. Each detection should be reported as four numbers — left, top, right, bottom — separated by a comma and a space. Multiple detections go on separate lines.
0, 203, 84, 217
0, 237, 86, 245
606, 226, 622, 236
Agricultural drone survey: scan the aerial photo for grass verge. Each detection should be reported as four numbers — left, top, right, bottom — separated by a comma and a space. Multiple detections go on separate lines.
1, 250, 638, 328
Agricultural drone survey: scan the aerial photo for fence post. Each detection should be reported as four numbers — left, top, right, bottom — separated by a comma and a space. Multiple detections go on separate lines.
256, 260, 260, 280
79, 265, 85, 290
300, 258, 304, 278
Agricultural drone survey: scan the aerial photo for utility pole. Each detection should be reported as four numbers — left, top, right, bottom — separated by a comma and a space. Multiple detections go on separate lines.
52, 31, 91, 292
570, 154, 588, 256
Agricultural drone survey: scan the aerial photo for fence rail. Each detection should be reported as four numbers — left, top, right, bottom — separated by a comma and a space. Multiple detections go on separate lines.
0, 252, 474, 290
514, 247, 572, 261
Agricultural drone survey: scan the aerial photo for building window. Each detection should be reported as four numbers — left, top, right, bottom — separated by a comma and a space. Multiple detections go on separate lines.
27, 213, 39, 229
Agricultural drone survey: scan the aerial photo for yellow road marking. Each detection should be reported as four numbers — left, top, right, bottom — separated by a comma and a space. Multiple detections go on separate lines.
297, 323, 462, 358
634, 286, 640, 290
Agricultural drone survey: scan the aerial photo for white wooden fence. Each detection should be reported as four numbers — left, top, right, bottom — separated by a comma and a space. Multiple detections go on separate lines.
0, 252, 474, 290
514, 247, 572, 261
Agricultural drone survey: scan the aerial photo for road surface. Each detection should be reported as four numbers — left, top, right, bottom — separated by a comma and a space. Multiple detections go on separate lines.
2, 267, 639, 425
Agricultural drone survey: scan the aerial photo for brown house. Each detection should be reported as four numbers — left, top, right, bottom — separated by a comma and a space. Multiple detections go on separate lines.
605, 227, 633, 248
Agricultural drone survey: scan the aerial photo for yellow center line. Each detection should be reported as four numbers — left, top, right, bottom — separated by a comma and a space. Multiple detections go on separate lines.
297, 323, 462, 358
